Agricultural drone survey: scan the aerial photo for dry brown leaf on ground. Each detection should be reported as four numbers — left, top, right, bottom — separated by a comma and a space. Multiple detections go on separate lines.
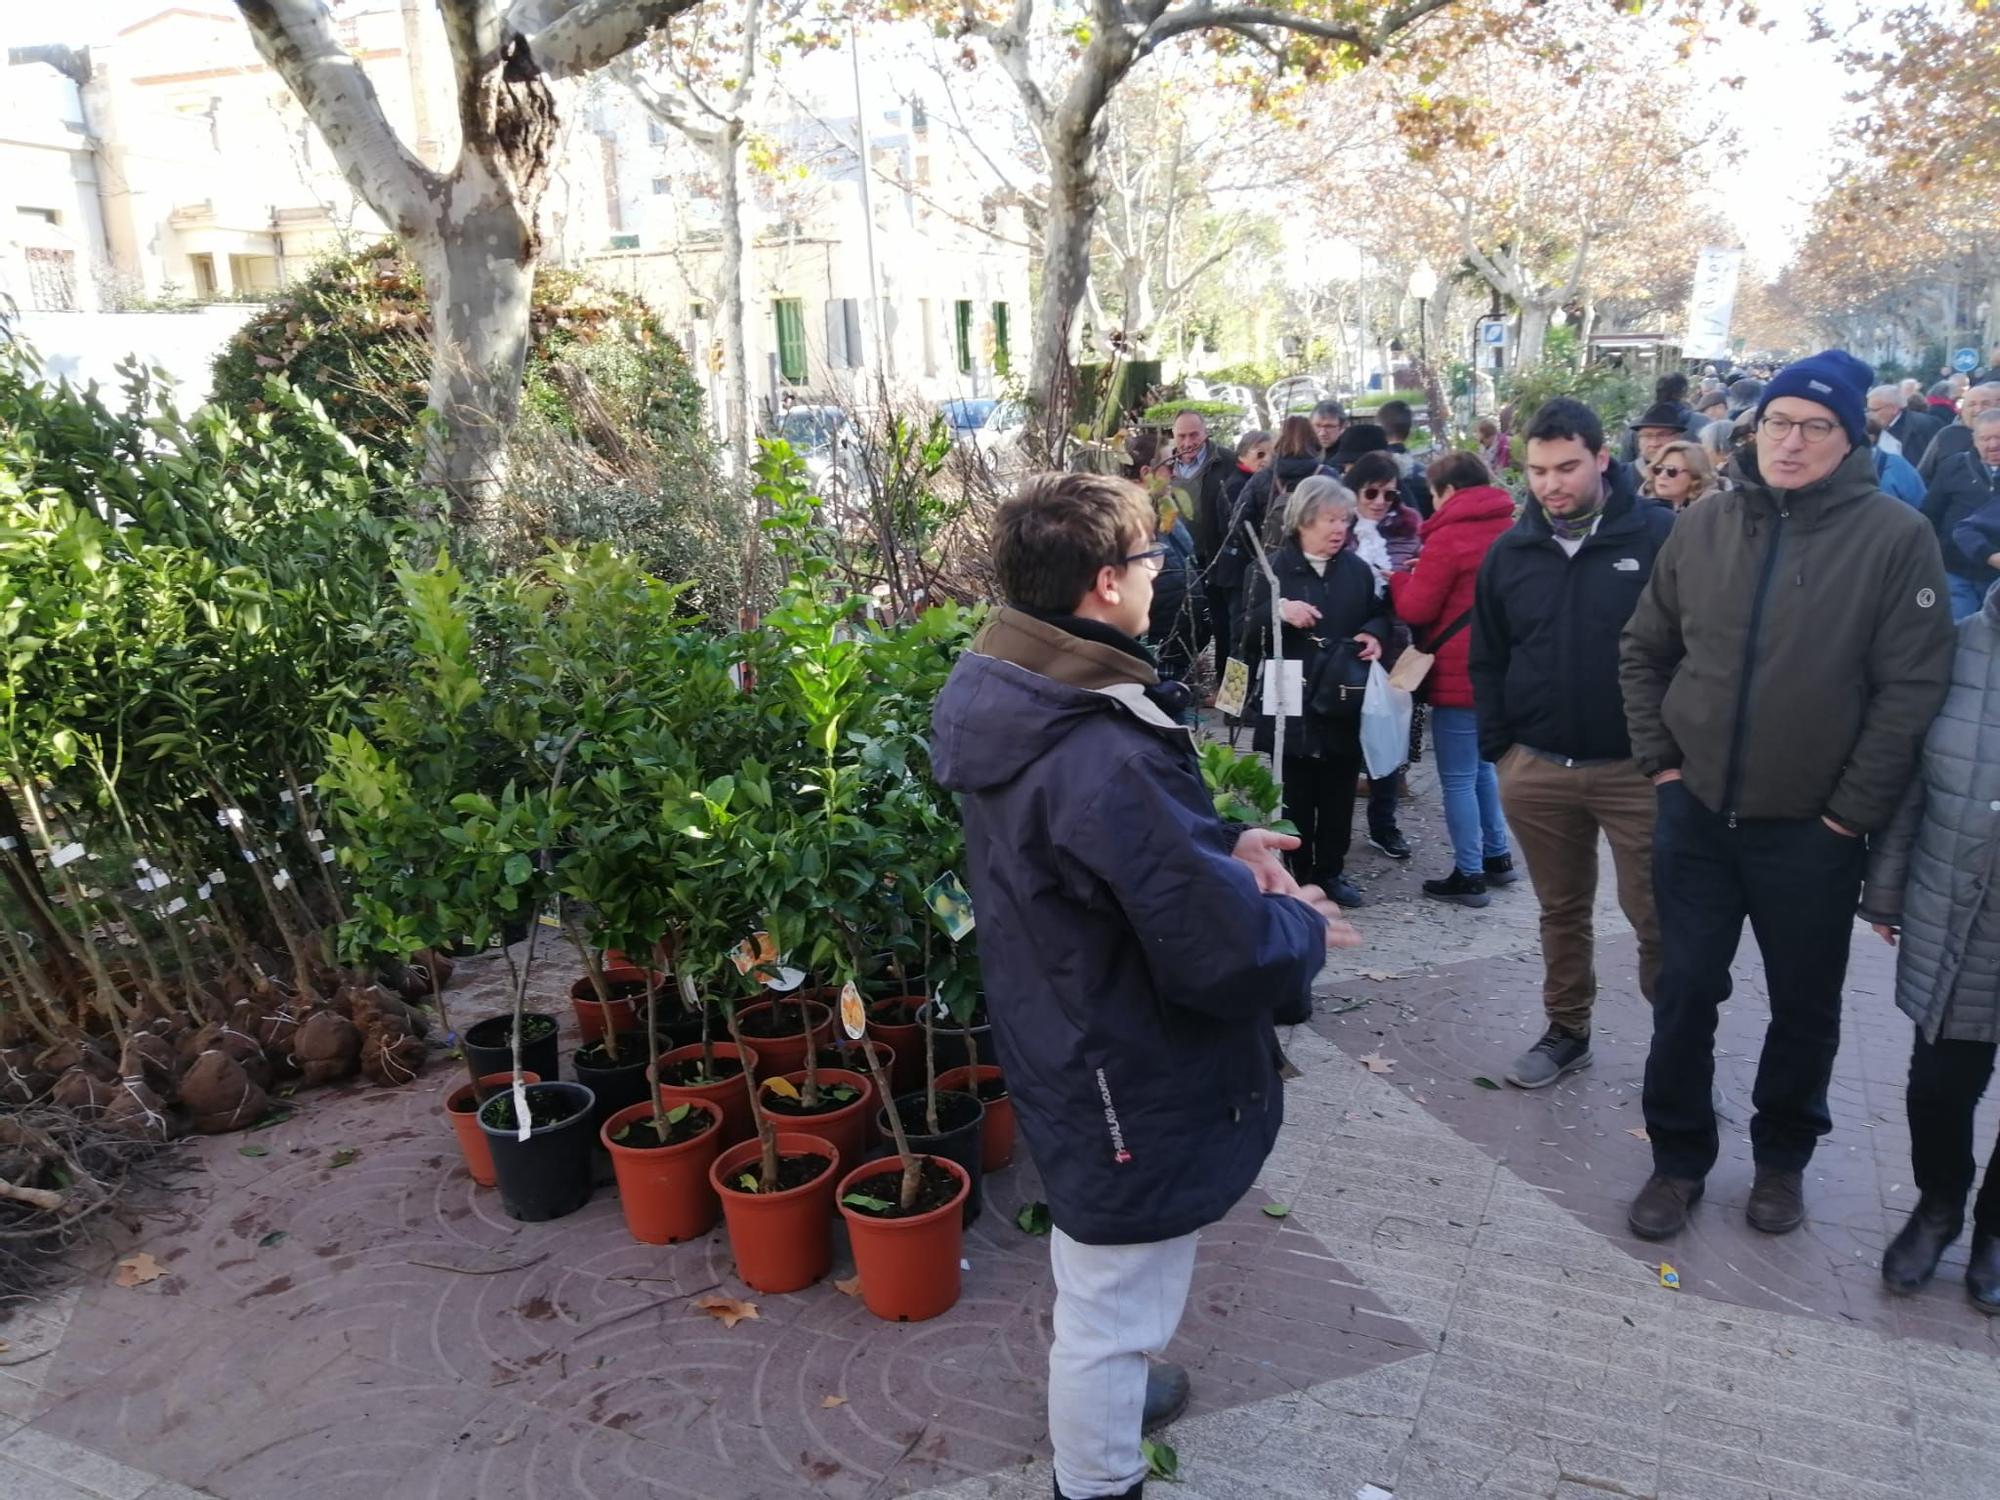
821, 1395, 848, 1408
1359, 1052, 1396, 1075
693, 1293, 759, 1328
114, 1252, 167, 1288
1627, 1127, 1651, 1141
833, 1275, 862, 1298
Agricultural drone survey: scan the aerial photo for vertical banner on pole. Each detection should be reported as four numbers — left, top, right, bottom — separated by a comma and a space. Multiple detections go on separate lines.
1683, 247, 1744, 361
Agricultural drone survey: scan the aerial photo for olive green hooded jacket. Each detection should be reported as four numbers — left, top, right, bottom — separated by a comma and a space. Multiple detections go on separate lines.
1620, 443, 1955, 832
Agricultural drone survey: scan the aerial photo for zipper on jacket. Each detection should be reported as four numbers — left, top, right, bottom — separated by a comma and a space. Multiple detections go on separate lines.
1722, 506, 1789, 826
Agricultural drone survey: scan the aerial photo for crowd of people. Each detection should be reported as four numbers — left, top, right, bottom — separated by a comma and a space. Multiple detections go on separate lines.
933, 344, 2000, 1500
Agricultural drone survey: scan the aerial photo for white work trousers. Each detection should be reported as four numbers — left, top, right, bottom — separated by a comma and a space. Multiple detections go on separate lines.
1047, 1226, 1200, 1499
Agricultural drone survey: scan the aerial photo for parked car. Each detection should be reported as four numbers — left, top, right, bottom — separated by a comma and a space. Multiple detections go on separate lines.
937, 397, 998, 442
773, 404, 867, 493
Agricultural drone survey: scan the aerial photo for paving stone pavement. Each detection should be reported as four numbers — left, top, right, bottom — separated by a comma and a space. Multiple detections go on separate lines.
6, 761, 2000, 1499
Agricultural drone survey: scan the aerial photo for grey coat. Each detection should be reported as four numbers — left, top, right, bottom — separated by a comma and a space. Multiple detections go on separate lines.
1860, 583, 2000, 1043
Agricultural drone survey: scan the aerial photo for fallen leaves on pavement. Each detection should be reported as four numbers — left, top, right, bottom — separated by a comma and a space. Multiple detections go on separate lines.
114, 1252, 167, 1288
1359, 1052, 1395, 1074
694, 1293, 760, 1328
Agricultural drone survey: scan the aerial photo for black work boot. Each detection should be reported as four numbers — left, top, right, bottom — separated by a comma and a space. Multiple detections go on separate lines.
1628, 1173, 1704, 1240
1969, 1229, 2000, 1315
1882, 1196, 1963, 1294
1142, 1361, 1190, 1432
1746, 1167, 1807, 1235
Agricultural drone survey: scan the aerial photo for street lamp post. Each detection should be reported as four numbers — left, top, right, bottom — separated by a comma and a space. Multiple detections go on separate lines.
1407, 261, 1438, 370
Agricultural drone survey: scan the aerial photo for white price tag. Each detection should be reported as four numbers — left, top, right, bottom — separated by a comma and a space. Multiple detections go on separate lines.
50, 842, 86, 868
240, 849, 257, 863
217, 808, 244, 828
208, 869, 226, 885
0, 837, 15, 850
512, 1078, 532, 1143
320, 849, 337, 863
272, 868, 291, 890
278, 789, 294, 804
306, 829, 325, 843
196, 883, 212, 900
165, 897, 187, 915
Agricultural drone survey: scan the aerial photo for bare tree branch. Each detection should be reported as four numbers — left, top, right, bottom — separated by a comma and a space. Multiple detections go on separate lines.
234, 0, 436, 236
527, 0, 707, 79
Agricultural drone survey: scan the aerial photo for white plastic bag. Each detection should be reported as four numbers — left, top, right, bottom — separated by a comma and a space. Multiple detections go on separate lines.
1359, 662, 1413, 781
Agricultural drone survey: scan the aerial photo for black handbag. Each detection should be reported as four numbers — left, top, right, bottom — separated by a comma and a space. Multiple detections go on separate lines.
1305, 638, 1369, 721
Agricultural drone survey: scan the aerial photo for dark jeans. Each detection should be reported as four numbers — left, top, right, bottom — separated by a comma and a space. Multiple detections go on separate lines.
1209, 584, 1242, 677
1909, 1030, 2000, 1233
1367, 775, 1400, 839
1642, 781, 1866, 1179
1281, 750, 1362, 884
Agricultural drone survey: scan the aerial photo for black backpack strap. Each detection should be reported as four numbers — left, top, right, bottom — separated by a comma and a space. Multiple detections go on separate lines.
1420, 608, 1474, 654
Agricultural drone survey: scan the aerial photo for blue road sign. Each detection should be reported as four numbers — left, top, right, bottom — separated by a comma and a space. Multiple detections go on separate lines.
1480, 321, 1507, 347
1953, 347, 1979, 373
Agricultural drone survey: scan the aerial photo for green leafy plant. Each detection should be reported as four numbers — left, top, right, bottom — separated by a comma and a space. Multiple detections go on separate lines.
1198, 743, 1296, 834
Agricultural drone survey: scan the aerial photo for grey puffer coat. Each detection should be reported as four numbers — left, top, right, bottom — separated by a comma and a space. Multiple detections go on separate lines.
1860, 581, 2000, 1043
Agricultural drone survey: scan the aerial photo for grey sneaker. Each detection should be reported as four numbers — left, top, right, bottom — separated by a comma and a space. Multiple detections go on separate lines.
1142, 1361, 1190, 1432
1505, 1026, 1592, 1089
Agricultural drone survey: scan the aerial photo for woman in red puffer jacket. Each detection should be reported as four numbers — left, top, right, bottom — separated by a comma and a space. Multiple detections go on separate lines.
1390, 451, 1520, 905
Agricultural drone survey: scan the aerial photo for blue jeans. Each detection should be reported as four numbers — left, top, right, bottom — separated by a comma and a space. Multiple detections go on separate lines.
1949, 574, 1989, 622
1431, 707, 1508, 875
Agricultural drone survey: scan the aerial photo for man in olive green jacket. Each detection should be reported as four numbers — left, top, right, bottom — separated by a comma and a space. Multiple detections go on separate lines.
1619, 349, 1956, 1243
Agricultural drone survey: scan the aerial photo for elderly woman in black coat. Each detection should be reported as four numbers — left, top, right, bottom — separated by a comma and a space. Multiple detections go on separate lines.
1239, 475, 1390, 912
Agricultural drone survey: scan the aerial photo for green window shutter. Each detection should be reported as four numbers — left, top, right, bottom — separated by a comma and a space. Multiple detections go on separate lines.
991, 302, 1010, 376
775, 299, 807, 383
954, 300, 973, 375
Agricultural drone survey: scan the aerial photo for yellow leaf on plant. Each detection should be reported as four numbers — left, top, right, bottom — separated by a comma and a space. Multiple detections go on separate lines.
114, 1252, 167, 1288
762, 1077, 801, 1100
693, 1293, 760, 1329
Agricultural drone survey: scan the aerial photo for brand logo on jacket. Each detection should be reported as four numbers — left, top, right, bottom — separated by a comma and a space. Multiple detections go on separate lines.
1095, 1067, 1132, 1164
1918, 588, 1937, 609
1614, 558, 1640, 572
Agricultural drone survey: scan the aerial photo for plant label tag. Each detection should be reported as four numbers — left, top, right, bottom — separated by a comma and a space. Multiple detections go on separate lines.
1261, 659, 1304, 717
512, 1078, 532, 1143
1216, 658, 1250, 718
0, 837, 15, 850
320, 849, 337, 863
839, 981, 866, 1041
165, 897, 187, 915
272, 869, 291, 890
764, 965, 805, 993
240, 849, 257, 862
51, 842, 86, 868
923, 872, 976, 941
306, 829, 325, 843
730, 930, 780, 978
217, 808, 244, 828
208, 869, 226, 885
197, 883, 212, 900
278, 789, 294, 803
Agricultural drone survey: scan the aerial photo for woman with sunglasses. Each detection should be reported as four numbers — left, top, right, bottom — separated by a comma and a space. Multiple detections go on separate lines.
1643, 440, 1720, 513
1344, 451, 1424, 859
1238, 477, 1390, 910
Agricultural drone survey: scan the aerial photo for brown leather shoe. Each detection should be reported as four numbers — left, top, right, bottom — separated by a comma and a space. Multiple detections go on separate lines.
1628, 1173, 1704, 1240
1747, 1167, 1806, 1235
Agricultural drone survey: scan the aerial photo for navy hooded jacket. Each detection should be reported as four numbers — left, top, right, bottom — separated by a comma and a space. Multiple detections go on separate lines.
930, 609, 1327, 1245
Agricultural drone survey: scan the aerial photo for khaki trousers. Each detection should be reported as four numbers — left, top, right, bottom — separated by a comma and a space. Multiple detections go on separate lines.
1496, 747, 1663, 1035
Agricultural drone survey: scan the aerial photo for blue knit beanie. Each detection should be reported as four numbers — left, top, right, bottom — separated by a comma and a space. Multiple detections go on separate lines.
1756, 349, 1873, 447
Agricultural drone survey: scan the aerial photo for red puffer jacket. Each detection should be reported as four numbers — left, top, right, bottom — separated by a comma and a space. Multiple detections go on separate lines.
1388, 485, 1517, 709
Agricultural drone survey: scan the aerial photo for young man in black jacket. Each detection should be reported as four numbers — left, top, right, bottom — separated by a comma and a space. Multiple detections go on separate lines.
931, 471, 1354, 1500
1470, 399, 1674, 1091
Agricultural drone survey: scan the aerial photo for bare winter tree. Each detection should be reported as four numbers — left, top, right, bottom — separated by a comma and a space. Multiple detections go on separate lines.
950, 0, 1474, 401
234, 0, 711, 528
615, 0, 819, 476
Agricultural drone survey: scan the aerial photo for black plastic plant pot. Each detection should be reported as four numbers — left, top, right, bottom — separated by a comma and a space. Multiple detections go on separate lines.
477, 1081, 598, 1223
878, 1089, 985, 1227
935, 1014, 998, 1070
463, 1011, 560, 1085
571, 1038, 653, 1148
